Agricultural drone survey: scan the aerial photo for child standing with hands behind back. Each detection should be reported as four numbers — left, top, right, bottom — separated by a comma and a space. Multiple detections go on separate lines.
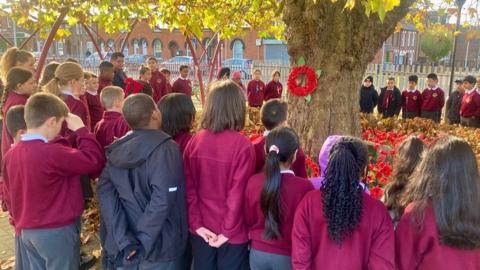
84, 72, 104, 129
3, 93, 105, 270
184, 80, 255, 270
247, 69, 265, 108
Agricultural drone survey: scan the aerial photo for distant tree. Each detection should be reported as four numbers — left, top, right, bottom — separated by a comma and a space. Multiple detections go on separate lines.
420, 27, 454, 62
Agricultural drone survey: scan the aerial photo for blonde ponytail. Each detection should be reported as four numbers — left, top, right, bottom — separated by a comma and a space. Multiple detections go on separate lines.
42, 62, 83, 97
0, 47, 34, 82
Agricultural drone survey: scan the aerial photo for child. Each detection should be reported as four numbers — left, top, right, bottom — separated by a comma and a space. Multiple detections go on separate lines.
402, 75, 422, 119
111, 52, 127, 89
97, 93, 187, 269
158, 93, 196, 153
172, 65, 192, 97
1, 67, 37, 158
43, 62, 91, 138
147, 57, 168, 103
5, 105, 26, 143
160, 68, 172, 94
359, 76, 378, 114
378, 77, 402, 118
39, 61, 60, 87
232, 71, 246, 96
184, 80, 255, 269
383, 136, 425, 225
0, 47, 35, 82
460, 75, 480, 128
247, 69, 265, 108
217, 67, 231, 80
421, 73, 445, 123
94, 86, 130, 149
84, 72, 104, 129
397, 136, 480, 270
446, 79, 465, 125
253, 99, 307, 178
245, 127, 313, 270
292, 137, 394, 269
264, 70, 283, 101
98, 61, 114, 93
3, 93, 104, 270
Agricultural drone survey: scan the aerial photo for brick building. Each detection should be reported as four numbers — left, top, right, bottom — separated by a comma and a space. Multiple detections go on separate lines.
96, 21, 288, 62
372, 25, 419, 65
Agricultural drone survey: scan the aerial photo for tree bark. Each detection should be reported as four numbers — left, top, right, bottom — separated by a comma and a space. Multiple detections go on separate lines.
283, 0, 415, 156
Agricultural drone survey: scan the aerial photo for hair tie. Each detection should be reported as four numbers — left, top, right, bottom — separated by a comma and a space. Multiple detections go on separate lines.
269, 145, 280, 154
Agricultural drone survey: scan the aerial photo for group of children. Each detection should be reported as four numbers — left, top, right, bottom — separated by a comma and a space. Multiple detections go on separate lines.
360, 73, 480, 128
0, 46, 479, 270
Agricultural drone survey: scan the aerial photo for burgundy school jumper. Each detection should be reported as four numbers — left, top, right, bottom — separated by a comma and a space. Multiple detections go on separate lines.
421, 87, 445, 113
1, 91, 29, 158
460, 89, 480, 118
396, 203, 480, 270
401, 89, 423, 117
292, 190, 395, 270
85, 91, 104, 129
184, 129, 255, 244
98, 76, 113, 93
174, 131, 193, 154
94, 111, 130, 149
2, 128, 105, 234
247, 80, 265, 107
150, 70, 168, 103
244, 172, 313, 256
264, 80, 283, 101
171, 77, 193, 97
253, 135, 308, 178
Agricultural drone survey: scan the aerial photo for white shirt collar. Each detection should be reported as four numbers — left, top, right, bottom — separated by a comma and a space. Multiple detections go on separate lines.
263, 130, 271, 137
407, 89, 417, 93
179, 76, 189, 81
62, 90, 80, 100
21, 134, 48, 143
86, 90, 98, 96
280, 169, 295, 175
466, 88, 477, 94
429, 86, 439, 91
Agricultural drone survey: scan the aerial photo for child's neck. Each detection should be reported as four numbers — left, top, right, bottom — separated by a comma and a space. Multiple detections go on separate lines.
107, 107, 122, 113
60, 87, 80, 98
26, 128, 53, 141
279, 163, 291, 171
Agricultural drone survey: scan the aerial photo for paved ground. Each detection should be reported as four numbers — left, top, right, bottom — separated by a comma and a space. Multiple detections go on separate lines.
0, 212, 15, 269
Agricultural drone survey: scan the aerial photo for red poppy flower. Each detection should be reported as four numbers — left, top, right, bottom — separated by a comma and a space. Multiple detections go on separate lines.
287, 66, 318, 97
370, 187, 384, 200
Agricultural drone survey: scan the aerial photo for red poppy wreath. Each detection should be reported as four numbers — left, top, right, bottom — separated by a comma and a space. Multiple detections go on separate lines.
287, 66, 318, 97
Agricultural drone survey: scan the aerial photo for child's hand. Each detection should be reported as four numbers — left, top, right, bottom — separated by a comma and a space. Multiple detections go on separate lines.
65, 113, 85, 131
208, 234, 229, 248
195, 227, 218, 243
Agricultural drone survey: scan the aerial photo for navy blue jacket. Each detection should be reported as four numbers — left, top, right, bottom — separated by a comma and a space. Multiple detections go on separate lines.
112, 70, 127, 89
97, 129, 187, 267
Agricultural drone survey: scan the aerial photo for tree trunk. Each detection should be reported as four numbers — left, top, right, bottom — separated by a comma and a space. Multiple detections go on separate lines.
283, 0, 414, 156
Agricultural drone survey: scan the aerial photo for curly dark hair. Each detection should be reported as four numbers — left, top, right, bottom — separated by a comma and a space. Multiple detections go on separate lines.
384, 136, 425, 222
321, 136, 368, 244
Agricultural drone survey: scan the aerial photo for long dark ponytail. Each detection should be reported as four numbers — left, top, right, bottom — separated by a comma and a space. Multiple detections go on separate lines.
321, 137, 368, 244
261, 127, 299, 240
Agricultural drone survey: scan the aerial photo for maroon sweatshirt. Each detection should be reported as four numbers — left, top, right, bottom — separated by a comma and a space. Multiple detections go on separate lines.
2, 128, 105, 234
245, 172, 313, 256
396, 203, 480, 270
421, 87, 445, 112
460, 89, 480, 118
184, 129, 255, 244
253, 135, 308, 178
94, 111, 130, 149
98, 75, 113, 94
174, 131, 193, 154
85, 91, 104, 130
264, 80, 283, 101
292, 190, 394, 270
1, 91, 28, 158
247, 80, 265, 107
172, 77, 192, 97
150, 70, 168, 103
402, 89, 423, 115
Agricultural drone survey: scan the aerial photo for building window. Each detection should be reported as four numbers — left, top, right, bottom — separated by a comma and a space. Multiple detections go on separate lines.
123, 44, 129, 56
401, 31, 405, 47
141, 39, 148, 55
99, 40, 105, 53
185, 42, 191, 56
133, 39, 140, 55
107, 39, 115, 52
232, 39, 244, 59
411, 32, 416, 47
153, 40, 162, 58
202, 38, 214, 60
168, 41, 180, 58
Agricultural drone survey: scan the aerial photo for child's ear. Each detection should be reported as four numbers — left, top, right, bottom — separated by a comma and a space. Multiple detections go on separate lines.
45, 116, 59, 127
17, 129, 26, 136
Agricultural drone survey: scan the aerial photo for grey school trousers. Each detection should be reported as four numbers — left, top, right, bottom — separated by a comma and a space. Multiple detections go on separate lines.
18, 222, 80, 270
249, 249, 292, 270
